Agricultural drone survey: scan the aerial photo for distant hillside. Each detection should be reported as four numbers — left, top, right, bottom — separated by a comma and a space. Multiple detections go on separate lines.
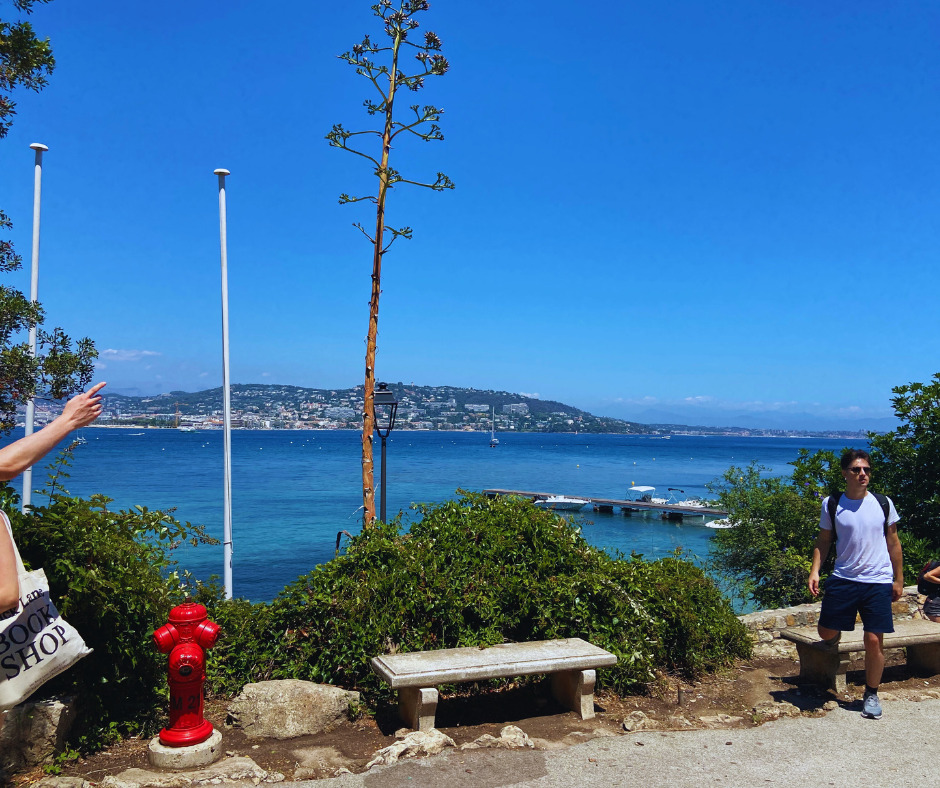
103, 383, 653, 434
101, 383, 867, 437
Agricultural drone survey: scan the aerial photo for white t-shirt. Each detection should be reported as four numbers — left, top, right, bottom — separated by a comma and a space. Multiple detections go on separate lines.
820, 492, 900, 584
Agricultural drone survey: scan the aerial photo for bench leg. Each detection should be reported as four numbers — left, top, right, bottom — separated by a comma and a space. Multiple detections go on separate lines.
793, 642, 849, 693
551, 669, 596, 719
398, 687, 438, 731
908, 644, 940, 676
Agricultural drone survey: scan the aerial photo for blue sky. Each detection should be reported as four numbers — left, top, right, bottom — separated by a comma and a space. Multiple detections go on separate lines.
1, 0, 937, 430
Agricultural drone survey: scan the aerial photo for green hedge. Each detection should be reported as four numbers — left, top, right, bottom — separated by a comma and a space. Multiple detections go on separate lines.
203, 492, 750, 700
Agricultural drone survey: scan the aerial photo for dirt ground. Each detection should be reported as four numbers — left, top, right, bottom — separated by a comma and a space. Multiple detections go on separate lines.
11, 650, 940, 785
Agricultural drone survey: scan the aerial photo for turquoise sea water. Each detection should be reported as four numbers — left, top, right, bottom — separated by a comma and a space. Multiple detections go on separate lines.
13, 428, 852, 602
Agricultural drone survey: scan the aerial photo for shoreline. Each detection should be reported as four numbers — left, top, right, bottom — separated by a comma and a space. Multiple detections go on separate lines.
78, 425, 863, 440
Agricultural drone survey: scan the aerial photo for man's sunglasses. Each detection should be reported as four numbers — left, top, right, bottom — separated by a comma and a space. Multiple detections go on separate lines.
848, 467, 871, 475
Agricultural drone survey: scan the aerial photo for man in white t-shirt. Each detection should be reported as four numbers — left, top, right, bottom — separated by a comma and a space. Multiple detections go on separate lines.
807, 449, 903, 720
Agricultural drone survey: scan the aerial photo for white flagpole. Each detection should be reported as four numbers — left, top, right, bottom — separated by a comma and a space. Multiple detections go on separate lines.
215, 169, 234, 599
22, 143, 48, 513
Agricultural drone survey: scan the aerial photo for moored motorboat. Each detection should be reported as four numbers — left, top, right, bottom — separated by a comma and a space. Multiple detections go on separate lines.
535, 495, 589, 511
627, 486, 667, 504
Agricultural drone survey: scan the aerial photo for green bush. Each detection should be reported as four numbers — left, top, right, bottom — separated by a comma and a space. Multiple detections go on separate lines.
708, 462, 825, 609
1, 471, 214, 750
202, 492, 750, 700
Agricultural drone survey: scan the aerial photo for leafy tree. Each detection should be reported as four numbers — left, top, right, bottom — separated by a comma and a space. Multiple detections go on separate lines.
869, 374, 940, 548
0, 0, 54, 138
708, 462, 825, 608
1, 0, 96, 432
327, 0, 453, 525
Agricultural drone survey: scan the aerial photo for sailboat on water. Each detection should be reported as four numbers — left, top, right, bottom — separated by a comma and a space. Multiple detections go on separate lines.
490, 406, 499, 447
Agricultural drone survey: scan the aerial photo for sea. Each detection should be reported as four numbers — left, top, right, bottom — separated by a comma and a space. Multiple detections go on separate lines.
11, 428, 853, 603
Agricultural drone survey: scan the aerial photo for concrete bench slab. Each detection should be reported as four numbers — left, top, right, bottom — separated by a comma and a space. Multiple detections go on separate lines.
371, 638, 617, 731
780, 619, 940, 693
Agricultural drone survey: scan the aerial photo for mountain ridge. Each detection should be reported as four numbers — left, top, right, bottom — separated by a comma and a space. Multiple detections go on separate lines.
103, 383, 872, 437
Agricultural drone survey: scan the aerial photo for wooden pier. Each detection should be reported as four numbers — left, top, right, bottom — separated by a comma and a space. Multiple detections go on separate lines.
482, 489, 727, 519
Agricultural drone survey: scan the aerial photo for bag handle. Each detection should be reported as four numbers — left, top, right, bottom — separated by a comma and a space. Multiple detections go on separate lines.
1, 509, 27, 577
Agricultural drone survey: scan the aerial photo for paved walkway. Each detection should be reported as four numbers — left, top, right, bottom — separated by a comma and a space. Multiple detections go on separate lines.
297, 698, 933, 788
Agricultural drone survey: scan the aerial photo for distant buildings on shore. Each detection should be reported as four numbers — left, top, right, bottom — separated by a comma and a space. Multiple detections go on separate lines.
17, 383, 867, 439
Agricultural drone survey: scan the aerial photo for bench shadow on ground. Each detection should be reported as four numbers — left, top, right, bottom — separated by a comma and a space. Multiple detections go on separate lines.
372, 682, 569, 736
770, 660, 919, 713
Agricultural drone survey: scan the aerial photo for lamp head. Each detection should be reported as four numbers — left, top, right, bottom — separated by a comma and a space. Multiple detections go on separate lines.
373, 382, 398, 437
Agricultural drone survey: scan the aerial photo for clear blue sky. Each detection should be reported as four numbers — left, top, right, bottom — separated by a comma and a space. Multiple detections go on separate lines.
1, 0, 937, 430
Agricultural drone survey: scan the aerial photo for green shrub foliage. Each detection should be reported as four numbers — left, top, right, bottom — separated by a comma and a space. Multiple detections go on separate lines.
203, 492, 750, 700
1, 475, 214, 750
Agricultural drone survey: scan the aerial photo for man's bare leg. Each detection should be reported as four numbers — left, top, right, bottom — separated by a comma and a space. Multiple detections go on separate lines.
864, 631, 885, 688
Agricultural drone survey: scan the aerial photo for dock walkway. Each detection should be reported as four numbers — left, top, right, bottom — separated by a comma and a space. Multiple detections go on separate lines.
482, 489, 727, 518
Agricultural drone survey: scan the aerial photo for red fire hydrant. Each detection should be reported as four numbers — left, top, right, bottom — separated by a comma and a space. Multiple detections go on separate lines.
153, 600, 220, 747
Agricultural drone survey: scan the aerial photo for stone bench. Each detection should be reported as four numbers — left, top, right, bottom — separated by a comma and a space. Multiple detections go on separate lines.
370, 637, 618, 731
780, 619, 940, 693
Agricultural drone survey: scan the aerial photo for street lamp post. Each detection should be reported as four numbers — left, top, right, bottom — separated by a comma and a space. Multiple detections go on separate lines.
373, 382, 398, 523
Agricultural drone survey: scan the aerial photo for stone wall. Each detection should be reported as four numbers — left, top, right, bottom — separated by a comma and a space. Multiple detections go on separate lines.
738, 585, 926, 659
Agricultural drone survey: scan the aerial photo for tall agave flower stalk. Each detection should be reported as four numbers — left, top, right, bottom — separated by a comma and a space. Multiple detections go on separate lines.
327, 0, 453, 526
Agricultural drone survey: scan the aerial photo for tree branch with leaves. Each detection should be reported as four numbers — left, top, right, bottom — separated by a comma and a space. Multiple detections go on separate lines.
326, 0, 453, 526
0, 0, 97, 434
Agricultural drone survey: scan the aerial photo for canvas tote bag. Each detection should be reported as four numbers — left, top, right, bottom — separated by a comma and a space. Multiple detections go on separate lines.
0, 510, 92, 711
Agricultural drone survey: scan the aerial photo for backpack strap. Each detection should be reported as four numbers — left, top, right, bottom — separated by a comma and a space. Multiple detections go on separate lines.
871, 492, 891, 536
828, 492, 892, 542
827, 494, 840, 541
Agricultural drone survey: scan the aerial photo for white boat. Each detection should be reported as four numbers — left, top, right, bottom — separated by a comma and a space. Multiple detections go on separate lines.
179, 426, 197, 433
627, 486, 667, 504
535, 495, 589, 511
489, 406, 499, 447
674, 499, 710, 509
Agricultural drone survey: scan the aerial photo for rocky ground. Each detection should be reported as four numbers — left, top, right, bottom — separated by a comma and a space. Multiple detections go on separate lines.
10, 651, 940, 786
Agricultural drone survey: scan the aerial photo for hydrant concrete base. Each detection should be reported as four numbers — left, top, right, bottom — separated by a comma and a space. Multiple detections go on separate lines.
148, 728, 223, 770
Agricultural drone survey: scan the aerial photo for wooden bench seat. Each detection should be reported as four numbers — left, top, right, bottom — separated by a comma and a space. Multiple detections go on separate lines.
780, 619, 940, 693
371, 637, 617, 731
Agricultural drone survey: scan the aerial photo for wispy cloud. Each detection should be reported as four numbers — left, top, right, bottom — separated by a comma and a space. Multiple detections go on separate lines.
519, 391, 539, 399
100, 349, 162, 363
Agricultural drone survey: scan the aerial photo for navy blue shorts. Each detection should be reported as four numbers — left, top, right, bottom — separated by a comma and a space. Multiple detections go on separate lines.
819, 576, 895, 633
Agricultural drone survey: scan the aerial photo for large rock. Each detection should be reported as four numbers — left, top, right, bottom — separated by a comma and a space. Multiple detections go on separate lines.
226, 679, 360, 739
0, 696, 79, 771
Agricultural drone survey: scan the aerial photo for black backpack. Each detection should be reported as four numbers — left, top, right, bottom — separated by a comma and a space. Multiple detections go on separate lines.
826, 492, 891, 542
918, 560, 940, 596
